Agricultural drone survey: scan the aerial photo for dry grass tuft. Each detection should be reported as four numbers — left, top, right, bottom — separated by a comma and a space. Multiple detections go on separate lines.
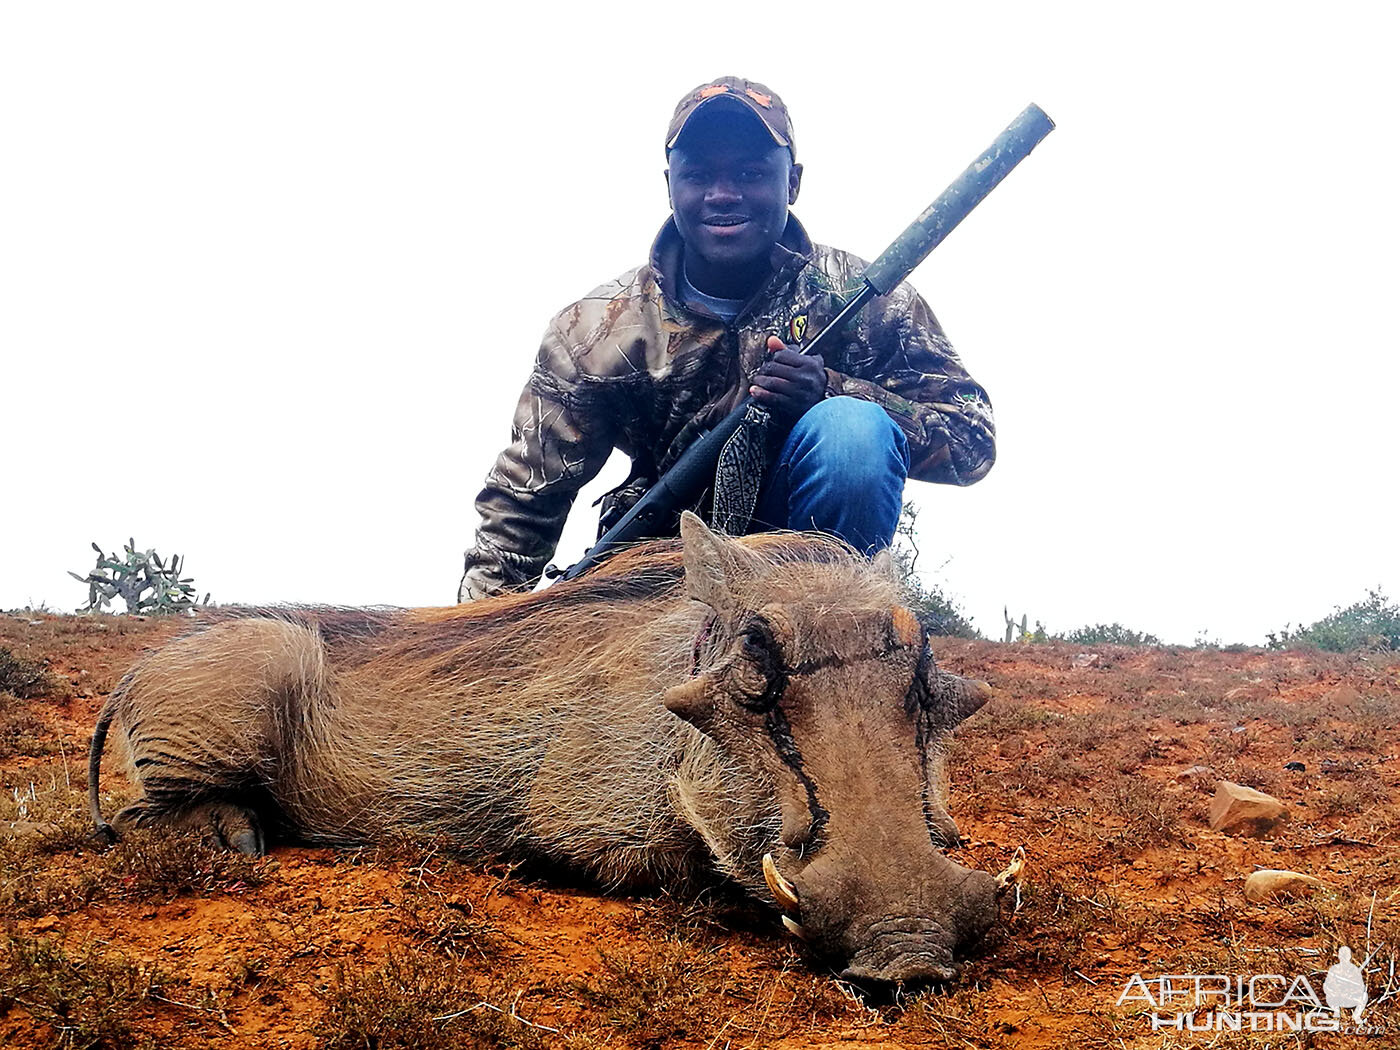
996, 875, 1116, 980
0, 934, 167, 1050
0, 648, 55, 700
102, 829, 269, 901
0, 859, 104, 921
313, 951, 549, 1050
395, 883, 506, 962
1105, 777, 1183, 848
0, 703, 59, 762
0, 795, 268, 920
572, 940, 736, 1046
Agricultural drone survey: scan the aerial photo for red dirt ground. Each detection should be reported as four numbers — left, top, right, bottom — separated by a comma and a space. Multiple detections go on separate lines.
1, 612, 1397, 1048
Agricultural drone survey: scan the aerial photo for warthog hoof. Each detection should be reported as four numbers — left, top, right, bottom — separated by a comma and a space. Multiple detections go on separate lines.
112, 799, 267, 856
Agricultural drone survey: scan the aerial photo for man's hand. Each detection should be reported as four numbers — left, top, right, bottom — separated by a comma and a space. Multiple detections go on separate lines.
750, 335, 826, 419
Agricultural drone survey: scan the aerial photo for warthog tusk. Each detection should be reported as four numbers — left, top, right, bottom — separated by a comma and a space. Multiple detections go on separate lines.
763, 852, 800, 913
995, 846, 1026, 894
781, 915, 807, 941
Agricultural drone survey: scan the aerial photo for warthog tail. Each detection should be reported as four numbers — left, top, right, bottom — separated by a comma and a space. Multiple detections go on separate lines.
89, 667, 138, 844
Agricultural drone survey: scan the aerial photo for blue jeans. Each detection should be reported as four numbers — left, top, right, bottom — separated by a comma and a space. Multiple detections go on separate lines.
751, 396, 909, 554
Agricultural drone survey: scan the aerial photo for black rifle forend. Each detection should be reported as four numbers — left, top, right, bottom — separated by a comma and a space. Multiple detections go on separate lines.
559, 103, 1054, 582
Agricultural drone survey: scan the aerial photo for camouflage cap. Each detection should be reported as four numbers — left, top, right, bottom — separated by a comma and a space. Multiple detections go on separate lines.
666, 77, 794, 160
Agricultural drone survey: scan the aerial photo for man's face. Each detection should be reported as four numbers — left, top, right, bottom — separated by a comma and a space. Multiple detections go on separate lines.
666, 111, 803, 275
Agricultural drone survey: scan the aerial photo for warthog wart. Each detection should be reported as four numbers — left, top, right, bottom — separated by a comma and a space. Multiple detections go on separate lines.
90, 512, 1020, 983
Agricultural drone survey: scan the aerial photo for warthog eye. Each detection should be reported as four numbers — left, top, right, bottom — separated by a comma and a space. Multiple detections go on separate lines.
732, 618, 786, 711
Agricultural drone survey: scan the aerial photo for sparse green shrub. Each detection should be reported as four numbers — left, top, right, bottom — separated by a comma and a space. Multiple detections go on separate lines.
0, 934, 169, 1049
0, 646, 54, 698
998, 609, 1049, 643
69, 539, 210, 615
1002, 608, 1026, 643
1055, 623, 1162, 646
905, 577, 982, 639
1267, 589, 1400, 652
893, 502, 982, 638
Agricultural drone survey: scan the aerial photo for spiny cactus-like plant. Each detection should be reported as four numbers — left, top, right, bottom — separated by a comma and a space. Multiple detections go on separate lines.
1002, 607, 1027, 643
69, 540, 210, 615
999, 608, 1046, 644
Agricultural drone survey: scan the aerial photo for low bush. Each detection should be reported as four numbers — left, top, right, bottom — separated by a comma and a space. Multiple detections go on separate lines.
1268, 588, 1400, 652
0, 934, 168, 1049
1054, 623, 1162, 647
0, 646, 54, 698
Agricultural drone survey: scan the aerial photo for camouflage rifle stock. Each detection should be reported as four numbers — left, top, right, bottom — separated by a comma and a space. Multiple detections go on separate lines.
559, 103, 1054, 581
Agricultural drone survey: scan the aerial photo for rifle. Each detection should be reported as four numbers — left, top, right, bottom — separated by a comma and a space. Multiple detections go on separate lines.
559, 102, 1055, 582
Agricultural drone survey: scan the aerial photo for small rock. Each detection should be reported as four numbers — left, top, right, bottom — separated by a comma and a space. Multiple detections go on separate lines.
1209, 781, 1289, 836
1072, 652, 1101, 669
1244, 869, 1326, 903
1322, 686, 1361, 710
1176, 764, 1213, 780
1284, 761, 1305, 772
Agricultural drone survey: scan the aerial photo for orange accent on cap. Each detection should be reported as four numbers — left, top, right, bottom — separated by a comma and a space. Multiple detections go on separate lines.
745, 88, 773, 108
698, 84, 731, 99
892, 606, 922, 647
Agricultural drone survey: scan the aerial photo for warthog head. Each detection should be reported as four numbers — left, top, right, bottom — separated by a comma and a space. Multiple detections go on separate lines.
665, 514, 1015, 985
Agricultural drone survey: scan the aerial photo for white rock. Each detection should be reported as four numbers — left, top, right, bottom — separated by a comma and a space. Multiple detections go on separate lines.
1244, 869, 1325, 903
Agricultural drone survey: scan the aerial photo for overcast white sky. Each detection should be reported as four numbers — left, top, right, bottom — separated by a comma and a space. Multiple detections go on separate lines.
3, 3, 1397, 644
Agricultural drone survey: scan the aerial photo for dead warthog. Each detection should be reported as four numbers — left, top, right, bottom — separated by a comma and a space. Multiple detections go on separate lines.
90, 512, 1019, 983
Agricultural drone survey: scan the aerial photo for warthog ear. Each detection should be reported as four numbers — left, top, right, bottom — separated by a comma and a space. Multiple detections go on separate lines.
662, 676, 714, 728
921, 653, 996, 727
680, 511, 764, 616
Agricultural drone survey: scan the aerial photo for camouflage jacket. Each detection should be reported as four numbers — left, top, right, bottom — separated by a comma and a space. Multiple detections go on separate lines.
458, 215, 995, 601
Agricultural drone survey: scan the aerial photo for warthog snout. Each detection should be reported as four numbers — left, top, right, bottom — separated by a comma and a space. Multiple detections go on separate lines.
768, 840, 1001, 986
837, 872, 999, 986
